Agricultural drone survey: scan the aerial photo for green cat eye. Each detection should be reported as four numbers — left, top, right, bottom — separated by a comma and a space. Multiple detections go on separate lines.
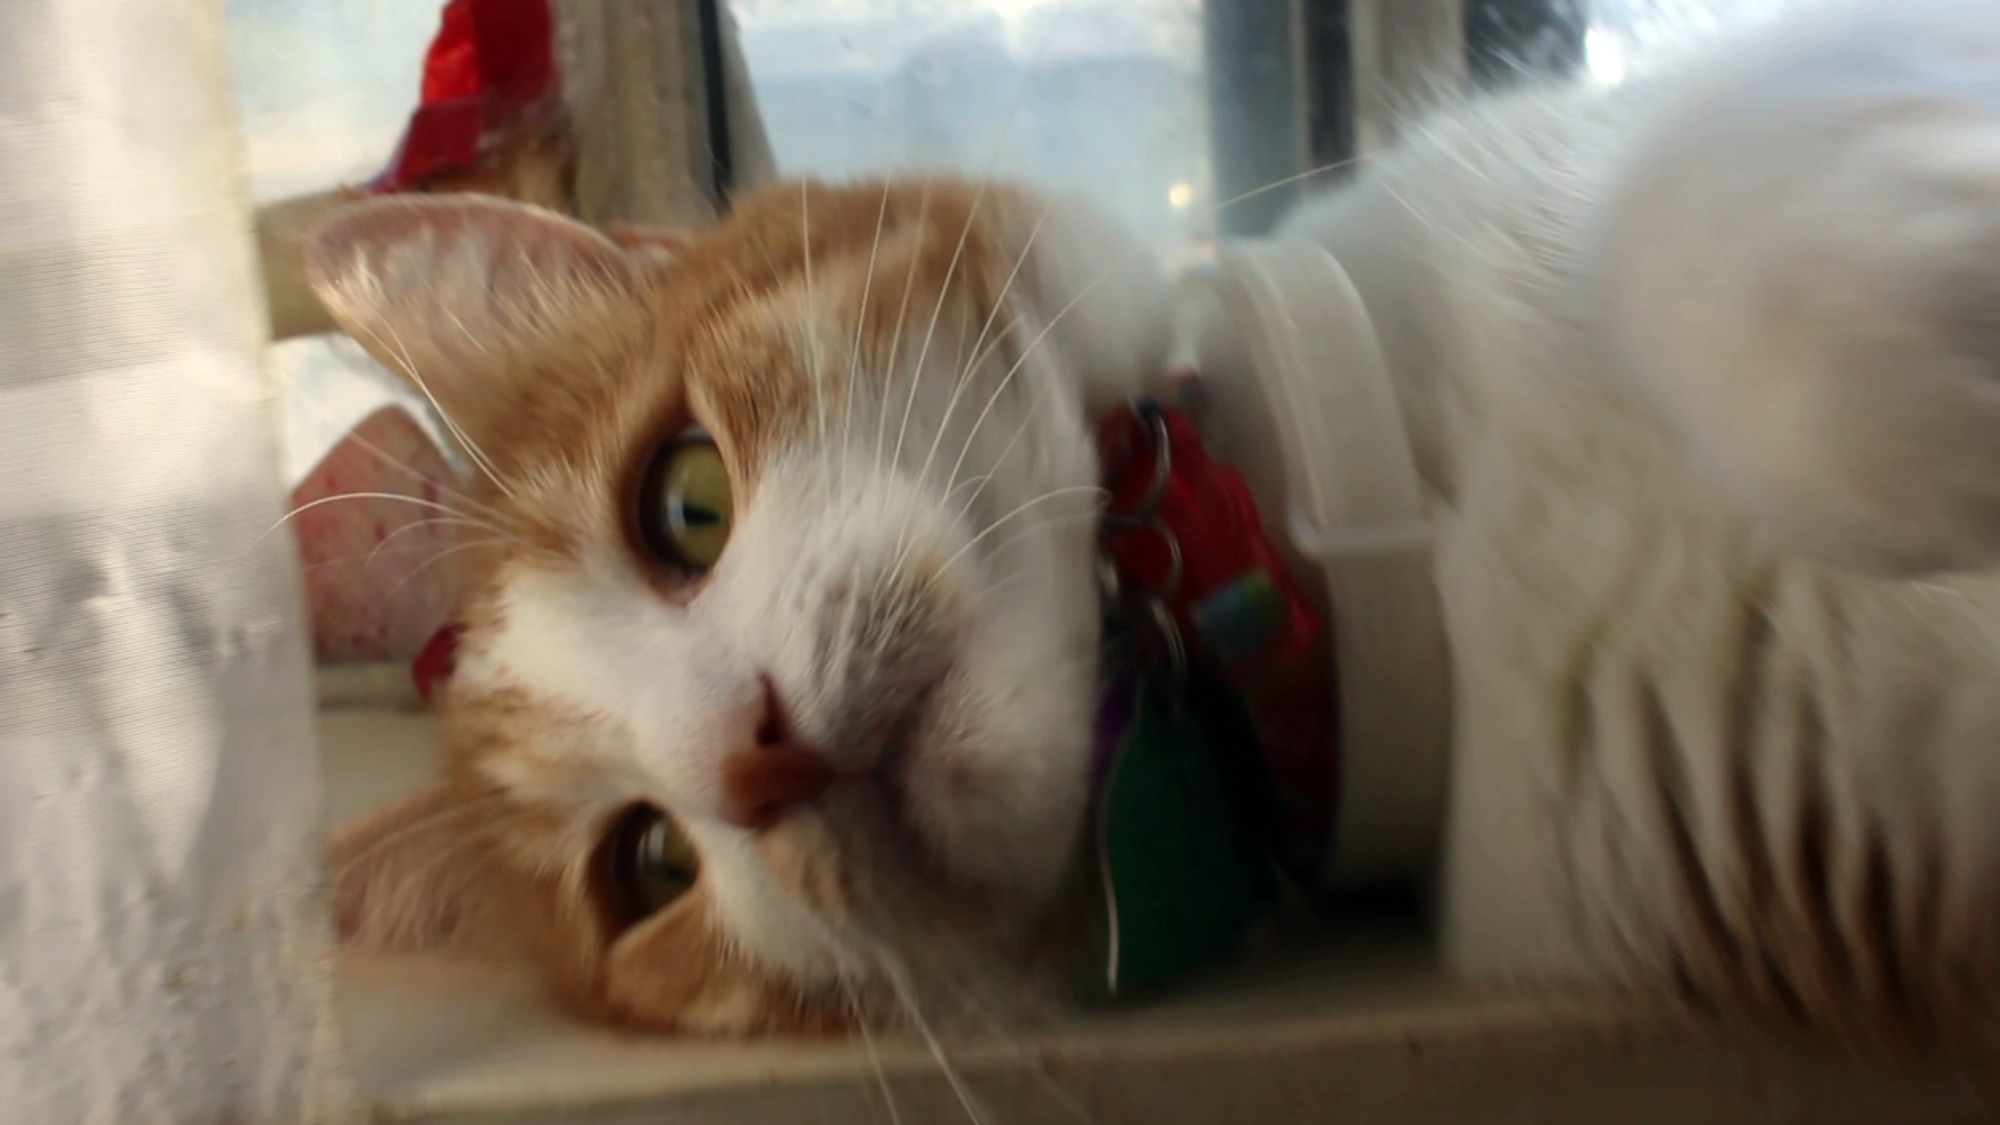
602, 804, 699, 924
638, 430, 733, 573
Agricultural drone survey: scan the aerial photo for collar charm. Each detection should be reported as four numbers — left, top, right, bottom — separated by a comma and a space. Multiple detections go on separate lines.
1090, 392, 1338, 997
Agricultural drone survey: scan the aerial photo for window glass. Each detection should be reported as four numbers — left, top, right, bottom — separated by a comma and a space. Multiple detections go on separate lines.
225, 0, 438, 201
225, 2, 443, 475
222, 0, 1804, 240
225, 0, 1798, 476
732, 0, 1214, 266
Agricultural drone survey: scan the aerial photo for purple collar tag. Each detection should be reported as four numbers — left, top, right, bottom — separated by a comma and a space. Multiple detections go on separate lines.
1090, 673, 1139, 791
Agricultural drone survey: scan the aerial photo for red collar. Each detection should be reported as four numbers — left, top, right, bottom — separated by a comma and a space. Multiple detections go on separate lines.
1093, 390, 1338, 886
411, 621, 462, 704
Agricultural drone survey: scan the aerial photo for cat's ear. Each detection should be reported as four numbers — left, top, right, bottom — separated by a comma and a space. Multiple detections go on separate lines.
302, 194, 663, 449
327, 783, 541, 957
602, 223, 691, 269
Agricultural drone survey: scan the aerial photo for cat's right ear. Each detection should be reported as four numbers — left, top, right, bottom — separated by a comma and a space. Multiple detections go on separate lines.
302, 195, 667, 449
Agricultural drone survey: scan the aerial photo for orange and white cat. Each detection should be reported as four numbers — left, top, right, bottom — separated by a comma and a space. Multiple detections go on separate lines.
317, 0, 2000, 1042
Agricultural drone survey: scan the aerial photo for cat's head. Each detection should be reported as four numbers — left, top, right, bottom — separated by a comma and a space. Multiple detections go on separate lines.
308, 177, 1169, 1033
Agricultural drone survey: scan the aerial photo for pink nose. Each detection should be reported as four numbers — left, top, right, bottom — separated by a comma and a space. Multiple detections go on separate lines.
719, 678, 833, 829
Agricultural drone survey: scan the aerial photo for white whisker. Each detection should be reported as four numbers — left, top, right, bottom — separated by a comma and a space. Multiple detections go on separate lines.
924, 972, 1101, 1125
877, 954, 989, 1125
439, 306, 493, 359
844, 976, 907, 1125
331, 793, 514, 881
891, 364, 1049, 579
948, 375, 1042, 531
883, 20, 1056, 568
296, 515, 489, 575
842, 183, 894, 497
931, 485, 1106, 582
255, 491, 509, 549
967, 509, 1103, 586
890, 176, 994, 492
885, 306, 1030, 579
912, 201, 1052, 516
382, 537, 507, 603
358, 515, 489, 572
278, 368, 506, 524
944, 472, 994, 506
874, 186, 936, 479
355, 315, 520, 505
1209, 155, 1368, 215
936, 265, 1112, 522
802, 180, 831, 492
373, 829, 513, 939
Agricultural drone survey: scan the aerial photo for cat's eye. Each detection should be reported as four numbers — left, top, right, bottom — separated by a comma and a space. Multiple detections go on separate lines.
601, 804, 699, 924
637, 430, 733, 573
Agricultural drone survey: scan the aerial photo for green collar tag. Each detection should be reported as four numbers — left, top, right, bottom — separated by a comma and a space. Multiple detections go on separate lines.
1095, 670, 1277, 998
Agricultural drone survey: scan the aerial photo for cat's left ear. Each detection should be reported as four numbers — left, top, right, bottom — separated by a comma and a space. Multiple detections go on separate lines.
302, 195, 667, 454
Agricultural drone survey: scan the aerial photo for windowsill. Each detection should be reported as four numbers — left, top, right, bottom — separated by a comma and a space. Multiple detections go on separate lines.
320, 693, 1998, 1123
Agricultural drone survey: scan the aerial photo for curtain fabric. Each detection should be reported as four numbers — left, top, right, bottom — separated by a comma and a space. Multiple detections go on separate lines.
0, 0, 358, 1118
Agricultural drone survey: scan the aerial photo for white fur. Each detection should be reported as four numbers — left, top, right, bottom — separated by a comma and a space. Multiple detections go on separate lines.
1283, 0, 2000, 993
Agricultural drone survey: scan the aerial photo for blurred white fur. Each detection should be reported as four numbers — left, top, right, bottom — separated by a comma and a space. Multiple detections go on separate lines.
1287, 0, 2000, 1009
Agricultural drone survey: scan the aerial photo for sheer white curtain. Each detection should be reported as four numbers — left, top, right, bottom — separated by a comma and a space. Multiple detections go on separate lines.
0, 0, 357, 1117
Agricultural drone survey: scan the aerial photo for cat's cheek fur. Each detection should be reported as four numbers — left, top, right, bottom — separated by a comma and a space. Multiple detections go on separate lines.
895, 616, 1098, 904
590, 889, 851, 1036
681, 821, 858, 984
468, 562, 751, 825
462, 563, 860, 983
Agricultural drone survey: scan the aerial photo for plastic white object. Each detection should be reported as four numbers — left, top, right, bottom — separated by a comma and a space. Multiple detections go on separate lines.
1177, 240, 1453, 889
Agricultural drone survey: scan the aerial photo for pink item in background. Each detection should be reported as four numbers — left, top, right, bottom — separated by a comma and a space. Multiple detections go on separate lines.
291, 406, 467, 664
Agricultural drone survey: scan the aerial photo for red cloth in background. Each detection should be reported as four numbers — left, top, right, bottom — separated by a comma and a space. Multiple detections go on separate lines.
365, 0, 557, 192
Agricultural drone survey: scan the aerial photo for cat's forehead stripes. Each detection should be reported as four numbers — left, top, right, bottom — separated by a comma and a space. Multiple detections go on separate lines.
653, 179, 1016, 488
465, 178, 1027, 573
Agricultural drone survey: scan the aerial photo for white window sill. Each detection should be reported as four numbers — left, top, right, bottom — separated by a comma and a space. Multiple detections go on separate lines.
320, 697, 1996, 1123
